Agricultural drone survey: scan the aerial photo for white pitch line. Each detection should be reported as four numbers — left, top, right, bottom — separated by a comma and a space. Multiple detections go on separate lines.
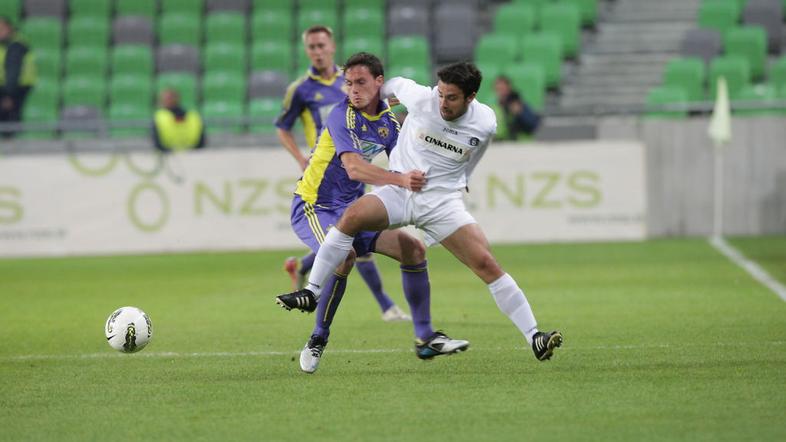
710, 236, 786, 302
3, 341, 785, 362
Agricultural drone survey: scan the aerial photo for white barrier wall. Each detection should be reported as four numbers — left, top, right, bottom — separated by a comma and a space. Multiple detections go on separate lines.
0, 142, 646, 257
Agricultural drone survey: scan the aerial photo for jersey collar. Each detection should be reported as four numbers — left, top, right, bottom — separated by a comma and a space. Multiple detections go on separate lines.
308, 65, 341, 86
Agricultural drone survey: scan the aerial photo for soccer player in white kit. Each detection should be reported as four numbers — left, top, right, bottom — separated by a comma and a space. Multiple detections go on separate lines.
276, 62, 563, 361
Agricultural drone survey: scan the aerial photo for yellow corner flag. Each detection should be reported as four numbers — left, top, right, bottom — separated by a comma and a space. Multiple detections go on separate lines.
708, 76, 731, 145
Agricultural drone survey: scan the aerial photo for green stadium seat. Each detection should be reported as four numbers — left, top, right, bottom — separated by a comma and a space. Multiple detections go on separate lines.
65, 47, 109, 77
698, 1, 739, 36
33, 47, 62, 82
732, 84, 782, 116
110, 74, 153, 109
251, 0, 291, 12
511, 0, 549, 14
297, 9, 338, 36
22, 17, 63, 50
476, 63, 502, 104
202, 100, 244, 134
202, 72, 246, 103
540, 3, 582, 58
342, 36, 384, 61
493, 3, 536, 40
564, 0, 598, 27
162, 0, 204, 15
248, 98, 279, 134
25, 79, 59, 110
724, 26, 767, 81
67, 16, 109, 49
115, 0, 157, 18
251, 40, 292, 75
251, 9, 293, 44
344, 0, 384, 10
663, 57, 706, 102
62, 75, 107, 108
69, 0, 111, 19
521, 32, 563, 88
343, 8, 384, 41
475, 34, 518, 70
387, 64, 431, 86
300, 0, 337, 10
204, 43, 247, 75
503, 63, 546, 111
709, 55, 750, 99
158, 13, 202, 46
770, 57, 786, 91
0, 0, 21, 24
387, 36, 429, 67
112, 45, 153, 77
645, 86, 688, 118
109, 103, 151, 138
21, 101, 59, 139
156, 72, 199, 109
205, 12, 246, 46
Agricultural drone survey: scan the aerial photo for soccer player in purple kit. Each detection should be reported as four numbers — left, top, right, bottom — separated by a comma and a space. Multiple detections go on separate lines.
278, 52, 469, 373
275, 25, 410, 323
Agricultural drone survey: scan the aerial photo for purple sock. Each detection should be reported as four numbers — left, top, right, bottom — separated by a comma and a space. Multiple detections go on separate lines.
401, 261, 433, 341
312, 273, 347, 340
356, 258, 395, 312
299, 252, 316, 276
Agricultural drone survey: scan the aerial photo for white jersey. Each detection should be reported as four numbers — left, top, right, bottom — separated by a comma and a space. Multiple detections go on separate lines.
381, 77, 497, 192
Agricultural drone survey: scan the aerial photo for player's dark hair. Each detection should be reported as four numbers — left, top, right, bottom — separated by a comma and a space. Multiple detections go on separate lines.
302, 25, 334, 41
344, 52, 384, 78
437, 61, 482, 98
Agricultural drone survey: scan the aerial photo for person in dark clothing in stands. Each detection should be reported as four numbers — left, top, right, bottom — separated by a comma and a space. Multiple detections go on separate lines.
152, 88, 206, 152
493, 75, 541, 139
0, 16, 36, 138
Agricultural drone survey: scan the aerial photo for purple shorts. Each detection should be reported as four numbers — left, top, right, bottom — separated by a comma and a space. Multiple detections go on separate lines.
290, 196, 381, 256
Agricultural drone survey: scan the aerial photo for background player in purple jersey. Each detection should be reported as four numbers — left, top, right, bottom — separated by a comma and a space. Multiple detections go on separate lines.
276, 52, 469, 373
275, 25, 410, 323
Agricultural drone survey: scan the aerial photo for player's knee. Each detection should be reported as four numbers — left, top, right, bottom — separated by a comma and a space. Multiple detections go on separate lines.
474, 252, 502, 280
337, 206, 362, 234
398, 233, 426, 265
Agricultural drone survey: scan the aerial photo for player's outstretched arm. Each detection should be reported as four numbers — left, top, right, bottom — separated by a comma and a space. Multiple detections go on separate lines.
341, 152, 426, 191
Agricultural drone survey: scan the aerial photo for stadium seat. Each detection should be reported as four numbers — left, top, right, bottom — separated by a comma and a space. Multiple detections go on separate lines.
475, 34, 518, 71
109, 103, 151, 138
251, 9, 292, 44
342, 36, 384, 61
345, 0, 384, 9
156, 72, 198, 109
540, 3, 582, 58
158, 12, 202, 46
110, 74, 153, 109
504, 63, 546, 111
742, 0, 784, 54
434, 3, 477, 61
251, 0, 291, 12
511, 0, 549, 13
22, 17, 63, 50
724, 26, 767, 80
0, 0, 21, 23
387, 36, 430, 67
25, 80, 59, 112
62, 75, 107, 108
493, 3, 536, 41
206, 0, 249, 13
248, 98, 279, 134
732, 83, 782, 116
202, 100, 244, 134
663, 57, 706, 102
205, 12, 246, 46
709, 55, 751, 98
204, 43, 247, 76
564, 0, 598, 27
112, 45, 154, 77
60, 105, 103, 139
698, 1, 740, 36
770, 56, 786, 91
21, 103, 58, 139
521, 33, 563, 88
65, 46, 108, 77
645, 86, 688, 118
202, 71, 246, 103
297, 9, 338, 36
387, 64, 431, 86
388, 4, 429, 37
300, 0, 337, 13
161, 0, 204, 15
33, 47, 62, 82
476, 62, 502, 104
251, 40, 293, 76
23, 0, 65, 18
248, 70, 288, 99
115, 0, 157, 18
113, 16, 154, 46
67, 16, 109, 49
156, 44, 200, 74
69, 0, 111, 19
343, 8, 384, 42
681, 28, 723, 65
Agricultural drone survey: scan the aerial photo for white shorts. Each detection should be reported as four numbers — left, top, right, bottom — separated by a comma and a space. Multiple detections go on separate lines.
370, 185, 476, 246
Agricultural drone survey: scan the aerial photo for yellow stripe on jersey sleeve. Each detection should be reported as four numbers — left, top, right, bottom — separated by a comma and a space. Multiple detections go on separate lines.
295, 127, 337, 204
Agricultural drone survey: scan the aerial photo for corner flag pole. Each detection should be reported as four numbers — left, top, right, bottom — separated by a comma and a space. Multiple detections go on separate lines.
707, 77, 731, 239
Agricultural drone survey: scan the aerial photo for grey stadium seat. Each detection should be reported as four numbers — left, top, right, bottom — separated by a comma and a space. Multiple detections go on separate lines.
206, 0, 249, 13
743, 0, 784, 54
24, 0, 66, 18
681, 28, 723, 65
157, 44, 201, 73
433, 3, 477, 62
61, 105, 103, 134
388, 4, 430, 37
249, 70, 289, 99
113, 17, 154, 46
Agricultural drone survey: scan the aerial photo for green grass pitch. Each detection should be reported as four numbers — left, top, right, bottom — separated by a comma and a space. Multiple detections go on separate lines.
1, 237, 785, 441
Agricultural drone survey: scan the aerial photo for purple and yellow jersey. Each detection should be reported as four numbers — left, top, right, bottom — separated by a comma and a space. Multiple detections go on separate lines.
275, 66, 346, 149
295, 98, 400, 208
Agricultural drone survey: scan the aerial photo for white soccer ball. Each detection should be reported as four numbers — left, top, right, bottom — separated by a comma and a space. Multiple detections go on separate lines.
105, 306, 153, 353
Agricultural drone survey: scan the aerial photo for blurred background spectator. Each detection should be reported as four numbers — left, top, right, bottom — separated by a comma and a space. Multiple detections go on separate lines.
0, 15, 35, 138
493, 75, 540, 140
152, 88, 205, 152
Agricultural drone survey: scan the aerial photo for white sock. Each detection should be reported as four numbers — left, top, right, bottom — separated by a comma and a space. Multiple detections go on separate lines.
306, 228, 355, 299
488, 273, 538, 345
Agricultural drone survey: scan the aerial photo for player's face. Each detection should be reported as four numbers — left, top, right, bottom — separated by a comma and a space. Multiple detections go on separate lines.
345, 65, 383, 112
438, 81, 475, 121
304, 31, 336, 72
